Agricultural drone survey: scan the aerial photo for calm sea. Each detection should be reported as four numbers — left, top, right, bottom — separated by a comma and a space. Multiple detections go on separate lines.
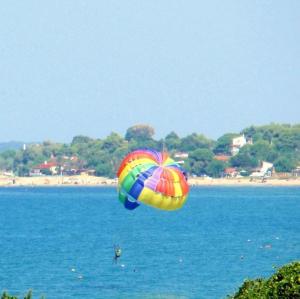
0, 187, 299, 299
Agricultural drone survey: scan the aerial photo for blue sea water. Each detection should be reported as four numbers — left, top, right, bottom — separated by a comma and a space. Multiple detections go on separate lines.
0, 187, 299, 299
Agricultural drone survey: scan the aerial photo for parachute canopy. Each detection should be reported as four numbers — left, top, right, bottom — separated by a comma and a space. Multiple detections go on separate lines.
117, 149, 189, 211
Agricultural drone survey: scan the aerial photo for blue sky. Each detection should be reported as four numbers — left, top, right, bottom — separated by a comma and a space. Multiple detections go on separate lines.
0, 1, 299, 142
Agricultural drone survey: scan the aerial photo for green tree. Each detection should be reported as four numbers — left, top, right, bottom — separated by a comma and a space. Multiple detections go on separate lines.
248, 140, 273, 162
242, 125, 257, 139
101, 132, 126, 153
228, 261, 300, 299
0, 150, 16, 160
274, 156, 297, 172
164, 132, 181, 151
95, 162, 113, 177
187, 148, 214, 176
230, 146, 259, 169
71, 135, 93, 145
128, 138, 159, 151
180, 133, 213, 152
205, 160, 227, 178
111, 145, 129, 175
0, 150, 17, 171
213, 133, 239, 155
16, 164, 30, 176
125, 124, 155, 141
125, 124, 158, 150
275, 129, 300, 153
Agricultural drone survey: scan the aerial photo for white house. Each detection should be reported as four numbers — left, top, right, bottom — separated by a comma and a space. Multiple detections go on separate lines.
232, 135, 247, 147
231, 134, 247, 155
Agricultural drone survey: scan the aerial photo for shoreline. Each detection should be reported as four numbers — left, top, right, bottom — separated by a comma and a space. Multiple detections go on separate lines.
1, 175, 300, 187
188, 177, 300, 187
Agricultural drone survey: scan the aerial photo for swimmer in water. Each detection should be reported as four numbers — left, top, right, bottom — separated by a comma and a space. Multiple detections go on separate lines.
114, 245, 122, 263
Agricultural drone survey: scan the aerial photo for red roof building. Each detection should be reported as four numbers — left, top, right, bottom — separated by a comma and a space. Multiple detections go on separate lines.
34, 162, 58, 169
30, 161, 59, 176
214, 155, 230, 162
224, 167, 238, 177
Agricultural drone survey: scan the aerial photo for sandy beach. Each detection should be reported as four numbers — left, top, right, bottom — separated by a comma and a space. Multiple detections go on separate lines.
0, 175, 117, 187
1, 175, 300, 187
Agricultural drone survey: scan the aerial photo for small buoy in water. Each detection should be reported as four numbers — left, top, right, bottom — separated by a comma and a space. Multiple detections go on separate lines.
120, 264, 125, 268
179, 258, 183, 263
71, 268, 76, 272
240, 255, 244, 260
275, 236, 280, 240
247, 239, 251, 242
78, 275, 83, 279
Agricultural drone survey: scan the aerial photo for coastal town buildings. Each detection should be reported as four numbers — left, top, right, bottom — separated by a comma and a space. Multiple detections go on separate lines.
29, 156, 96, 177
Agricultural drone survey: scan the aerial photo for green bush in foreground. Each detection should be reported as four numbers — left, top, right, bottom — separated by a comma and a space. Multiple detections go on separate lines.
228, 261, 300, 299
1, 291, 44, 299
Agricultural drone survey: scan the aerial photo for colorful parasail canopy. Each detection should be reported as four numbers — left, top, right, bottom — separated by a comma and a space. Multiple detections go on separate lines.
117, 149, 189, 211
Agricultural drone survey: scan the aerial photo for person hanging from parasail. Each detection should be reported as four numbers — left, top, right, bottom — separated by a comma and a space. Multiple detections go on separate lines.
113, 245, 122, 263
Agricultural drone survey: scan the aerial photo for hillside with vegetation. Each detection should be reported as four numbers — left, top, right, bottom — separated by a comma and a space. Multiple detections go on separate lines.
0, 123, 300, 178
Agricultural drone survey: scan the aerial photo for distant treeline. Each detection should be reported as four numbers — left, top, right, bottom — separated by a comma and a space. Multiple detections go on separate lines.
0, 123, 300, 178
0, 141, 23, 153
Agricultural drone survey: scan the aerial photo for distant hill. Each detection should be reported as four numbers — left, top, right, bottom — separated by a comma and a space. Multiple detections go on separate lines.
0, 123, 300, 177
0, 141, 24, 152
